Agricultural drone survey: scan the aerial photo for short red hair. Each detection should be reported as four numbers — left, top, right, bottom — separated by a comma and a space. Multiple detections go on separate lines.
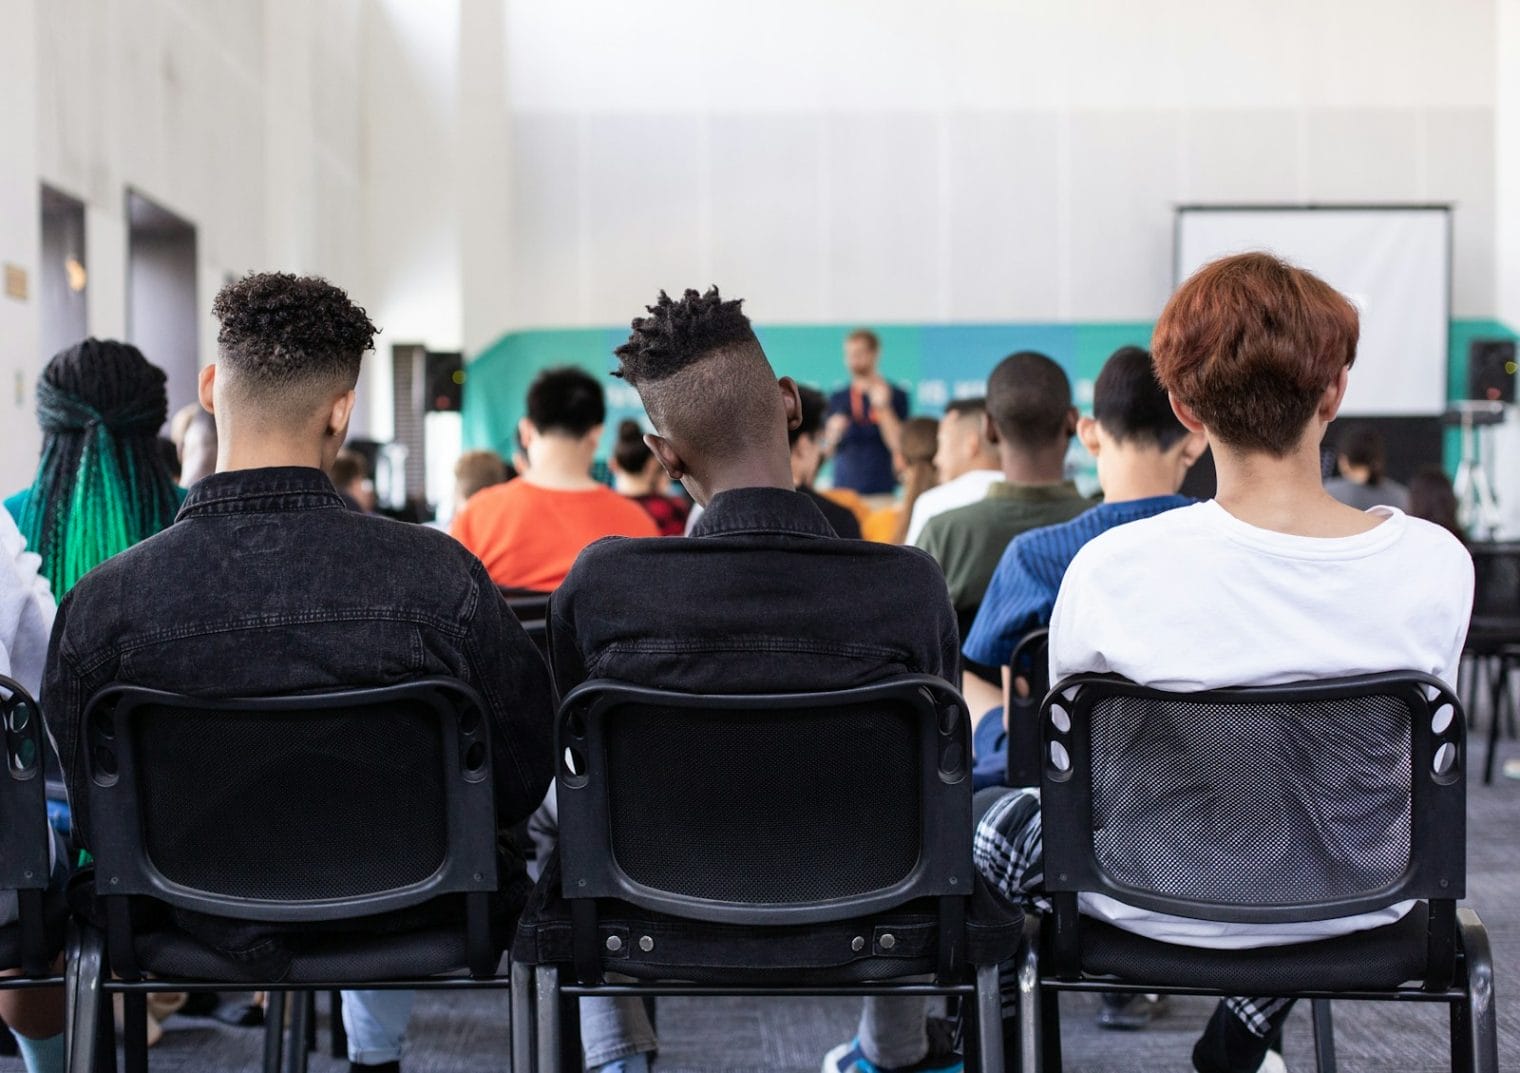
1151, 252, 1359, 456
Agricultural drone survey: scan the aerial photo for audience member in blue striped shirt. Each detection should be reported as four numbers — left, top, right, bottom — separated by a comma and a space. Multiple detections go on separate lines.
964, 345, 1206, 677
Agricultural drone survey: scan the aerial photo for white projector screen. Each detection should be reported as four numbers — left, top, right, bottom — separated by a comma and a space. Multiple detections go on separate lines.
1175, 207, 1450, 416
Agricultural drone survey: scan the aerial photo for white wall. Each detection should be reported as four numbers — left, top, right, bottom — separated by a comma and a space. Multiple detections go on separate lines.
501, 0, 1499, 329
0, 0, 42, 491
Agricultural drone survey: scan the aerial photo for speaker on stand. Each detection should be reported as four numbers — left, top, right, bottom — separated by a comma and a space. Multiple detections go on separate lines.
1449, 340, 1517, 540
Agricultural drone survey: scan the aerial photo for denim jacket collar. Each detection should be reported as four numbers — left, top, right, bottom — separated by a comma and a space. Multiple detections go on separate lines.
178, 466, 347, 520
691, 486, 836, 540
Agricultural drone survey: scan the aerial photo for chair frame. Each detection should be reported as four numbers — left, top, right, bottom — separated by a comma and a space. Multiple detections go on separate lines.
523, 676, 1006, 1073
65, 678, 522, 1073
0, 674, 66, 986
1016, 671, 1497, 1073
1004, 628, 1050, 789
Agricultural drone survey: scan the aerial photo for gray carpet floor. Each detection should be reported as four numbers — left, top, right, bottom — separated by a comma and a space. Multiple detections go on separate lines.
8, 744, 1516, 1072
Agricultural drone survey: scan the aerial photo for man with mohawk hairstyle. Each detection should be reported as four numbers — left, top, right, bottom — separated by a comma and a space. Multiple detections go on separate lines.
540, 287, 964, 1073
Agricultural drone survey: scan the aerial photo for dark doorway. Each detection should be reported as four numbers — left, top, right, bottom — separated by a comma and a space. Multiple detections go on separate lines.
127, 190, 199, 419
39, 185, 87, 362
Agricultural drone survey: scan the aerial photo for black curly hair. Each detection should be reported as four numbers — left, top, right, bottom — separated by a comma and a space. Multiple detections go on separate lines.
614, 286, 785, 465
212, 273, 377, 417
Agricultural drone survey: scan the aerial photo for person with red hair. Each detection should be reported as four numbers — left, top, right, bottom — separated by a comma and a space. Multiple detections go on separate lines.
971, 252, 1473, 1073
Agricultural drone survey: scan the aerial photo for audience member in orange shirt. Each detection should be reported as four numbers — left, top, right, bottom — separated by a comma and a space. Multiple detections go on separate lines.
451, 367, 658, 591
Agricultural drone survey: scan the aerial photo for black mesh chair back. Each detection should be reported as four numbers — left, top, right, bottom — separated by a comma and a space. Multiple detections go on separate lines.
557, 676, 972, 925
1006, 628, 1051, 788
1468, 543, 1520, 652
83, 678, 499, 972
1039, 672, 1465, 978
0, 676, 53, 975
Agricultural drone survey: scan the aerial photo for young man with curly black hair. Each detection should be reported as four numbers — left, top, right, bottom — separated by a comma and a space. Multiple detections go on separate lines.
538, 286, 962, 1073
43, 272, 555, 1073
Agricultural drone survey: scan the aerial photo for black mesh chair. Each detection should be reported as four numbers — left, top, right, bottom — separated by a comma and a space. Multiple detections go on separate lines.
1464, 542, 1520, 783
0, 675, 66, 985
1016, 672, 1496, 1073
66, 678, 522, 1073
512, 676, 1022, 1073
1004, 628, 1050, 789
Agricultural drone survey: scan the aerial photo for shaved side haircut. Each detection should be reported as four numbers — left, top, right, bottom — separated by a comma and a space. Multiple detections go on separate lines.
613, 287, 782, 462
212, 272, 377, 427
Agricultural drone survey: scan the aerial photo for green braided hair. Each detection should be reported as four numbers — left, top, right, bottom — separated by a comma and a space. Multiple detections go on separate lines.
18, 339, 181, 594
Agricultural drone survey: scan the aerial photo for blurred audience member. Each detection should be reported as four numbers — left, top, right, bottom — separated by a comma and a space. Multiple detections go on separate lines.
791, 387, 863, 538
610, 419, 690, 536
863, 417, 940, 543
454, 450, 512, 506
824, 329, 909, 495
170, 403, 219, 488
904, 398, 1000, 544
5, 339, 183, 594
452, 367, 657, 590
1325, 424, 1408, 511
1407, 464, 1464, 542
330, 449, 377, 512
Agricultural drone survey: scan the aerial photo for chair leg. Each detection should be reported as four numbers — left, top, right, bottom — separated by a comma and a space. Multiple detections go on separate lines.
65, 926, 104, 1073
1310, 1000, 1337, 1073
1485, 657, 1503, 784
974, 964, 1005, 1073
284, 991, 310, 1073
262, 992, 287, 1073
328, 991, 346, 1060
511, 962, 534, 1073
535, 967, 561, 1073
121, 992, 148, 1073
1457, 908, 1499, 1073
94, 988, 116, 1073
1040, 992, 1062, 1073
1016, 923, 1042, 1073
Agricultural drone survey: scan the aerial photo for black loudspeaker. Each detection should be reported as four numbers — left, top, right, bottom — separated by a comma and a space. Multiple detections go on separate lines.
425, 351, 464, 413
1468, 339, 1517, 404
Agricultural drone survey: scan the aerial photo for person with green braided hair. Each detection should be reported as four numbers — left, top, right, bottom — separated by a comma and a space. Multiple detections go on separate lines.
4, 339, 186, 595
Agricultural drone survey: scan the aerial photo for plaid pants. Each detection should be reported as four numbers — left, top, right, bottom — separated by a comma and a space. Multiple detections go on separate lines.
974, 789, 1293, 1048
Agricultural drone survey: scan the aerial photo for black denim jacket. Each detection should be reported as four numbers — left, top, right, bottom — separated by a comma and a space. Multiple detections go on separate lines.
548, 486, 960, 697
43, 467, 554, 964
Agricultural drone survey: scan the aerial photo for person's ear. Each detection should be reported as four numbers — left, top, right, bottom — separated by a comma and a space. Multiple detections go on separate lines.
1064, 406, 1080, 438
646, 433, 686, 481
1169, 394, 1206, 435
778, 376, 802, 434
198, 364, 217, 414
517, 417, 536, 454
327, 390, 356, 440
981, 410, 1002, 446
1175, 429, 1208, 470
1076, 416, 1102, 457
1318, 366, 1351, 423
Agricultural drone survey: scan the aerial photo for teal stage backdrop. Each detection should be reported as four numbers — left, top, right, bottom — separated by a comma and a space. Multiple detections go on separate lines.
462, 318, 1519, 478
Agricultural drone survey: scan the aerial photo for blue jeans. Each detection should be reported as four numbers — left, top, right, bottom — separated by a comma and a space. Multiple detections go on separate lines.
341, 990, 415, 1065
971, 707, 1008, 791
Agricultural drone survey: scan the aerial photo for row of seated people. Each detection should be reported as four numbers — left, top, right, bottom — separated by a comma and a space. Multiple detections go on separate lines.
0, 255, 1474, 1073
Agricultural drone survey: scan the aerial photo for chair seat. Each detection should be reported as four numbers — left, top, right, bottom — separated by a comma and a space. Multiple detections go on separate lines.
1068, 903, 1434, 993
131, 923, 505, 984
513, 851, 1021, 985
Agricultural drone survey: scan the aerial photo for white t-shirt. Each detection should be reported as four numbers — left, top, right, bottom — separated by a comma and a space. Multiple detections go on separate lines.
906, 469, 1002, 546
1049, 501, 1474, 948
0, 510, 56, 698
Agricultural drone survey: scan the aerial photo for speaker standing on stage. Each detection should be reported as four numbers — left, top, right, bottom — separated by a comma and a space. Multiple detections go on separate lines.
824, 329, 909, 495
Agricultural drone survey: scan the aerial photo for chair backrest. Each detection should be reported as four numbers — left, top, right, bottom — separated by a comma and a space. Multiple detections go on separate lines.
556, 676, 972, 926
83, 678, 498, 926
1040, 672, 1464, 940
0, 676, 53, 975
1005, 628, 1051, 788
499, 588, 551, 655
1468, 542, 1520, 632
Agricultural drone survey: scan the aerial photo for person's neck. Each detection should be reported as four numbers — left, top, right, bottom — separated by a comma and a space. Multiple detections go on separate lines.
998, 443, 1068, 486
954, 455, 1001, 481
523, 441, 600, 490
1097, 452, 1185, 503
1214, 438, 1381, 537
217, 440, 329, 473
700, 457, 798, 503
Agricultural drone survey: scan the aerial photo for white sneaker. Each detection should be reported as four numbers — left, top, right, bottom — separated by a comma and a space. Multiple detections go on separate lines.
1256, 1050, 1288, 1073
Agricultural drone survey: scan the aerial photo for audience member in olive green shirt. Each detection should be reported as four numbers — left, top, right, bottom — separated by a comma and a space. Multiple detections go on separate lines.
916, 480, 1090, 622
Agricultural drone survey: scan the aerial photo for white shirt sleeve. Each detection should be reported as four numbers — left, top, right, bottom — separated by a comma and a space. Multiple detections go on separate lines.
0, 512, 57, 698
1048, 543, 1109, 686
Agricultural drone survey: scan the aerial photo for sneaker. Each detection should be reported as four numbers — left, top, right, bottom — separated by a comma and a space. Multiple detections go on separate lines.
1095, 993, 1169, 1030
821, 1039, 964, 1073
